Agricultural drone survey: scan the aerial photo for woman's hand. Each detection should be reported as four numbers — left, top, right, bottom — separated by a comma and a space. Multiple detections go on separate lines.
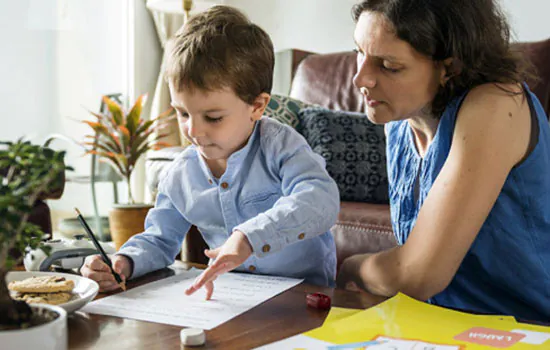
336, 253, 372, 292
185, 230, 253, 300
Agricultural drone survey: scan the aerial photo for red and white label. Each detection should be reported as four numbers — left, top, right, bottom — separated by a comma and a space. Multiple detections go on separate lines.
454, 327, 525, 348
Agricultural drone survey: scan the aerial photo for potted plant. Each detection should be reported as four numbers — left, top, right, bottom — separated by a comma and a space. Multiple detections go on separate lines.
81, 94, 174, 249
0, 140, 70, 349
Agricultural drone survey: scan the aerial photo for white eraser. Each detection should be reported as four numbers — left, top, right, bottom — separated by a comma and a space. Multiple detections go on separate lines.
180, 328, 205, 347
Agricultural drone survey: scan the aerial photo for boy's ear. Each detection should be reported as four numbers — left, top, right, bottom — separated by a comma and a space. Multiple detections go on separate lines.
251, 93, 271, 121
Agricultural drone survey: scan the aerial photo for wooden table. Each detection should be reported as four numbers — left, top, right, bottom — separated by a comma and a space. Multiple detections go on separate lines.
68, 263, 387, 350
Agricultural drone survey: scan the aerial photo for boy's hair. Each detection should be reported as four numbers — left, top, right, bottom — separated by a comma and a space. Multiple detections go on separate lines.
165, 5, 274, 105
352, 0, 534, 118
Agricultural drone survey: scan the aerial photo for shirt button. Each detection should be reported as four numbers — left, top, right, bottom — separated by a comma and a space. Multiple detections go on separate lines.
248, 265, 256, 272
298, 233, 305, 240
262, 244, 270, 253
221, 182, 229, 189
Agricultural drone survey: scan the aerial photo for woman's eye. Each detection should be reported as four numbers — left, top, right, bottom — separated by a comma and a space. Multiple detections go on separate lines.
382, 65, 400, 73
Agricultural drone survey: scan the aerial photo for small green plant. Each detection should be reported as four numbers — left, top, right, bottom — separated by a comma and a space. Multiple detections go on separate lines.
0, 140, 69, 327
81, 94, 174, 204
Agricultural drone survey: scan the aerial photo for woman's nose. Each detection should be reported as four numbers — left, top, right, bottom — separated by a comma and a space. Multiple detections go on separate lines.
353, 57, 376, 90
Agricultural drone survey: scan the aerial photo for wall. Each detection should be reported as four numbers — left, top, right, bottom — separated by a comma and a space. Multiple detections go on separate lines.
500, 0, 550, 42
240, 0, 550, 53
0, 0, 56, 142
0, 0, 130, 230
243, 0, 550, 94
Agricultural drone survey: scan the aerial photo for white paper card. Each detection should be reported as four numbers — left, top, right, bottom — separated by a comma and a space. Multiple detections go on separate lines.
82, 268, 302, 330
512, 329, 550, 345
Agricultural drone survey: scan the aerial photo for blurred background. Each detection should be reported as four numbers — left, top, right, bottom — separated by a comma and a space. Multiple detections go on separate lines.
1, 0, 549, 233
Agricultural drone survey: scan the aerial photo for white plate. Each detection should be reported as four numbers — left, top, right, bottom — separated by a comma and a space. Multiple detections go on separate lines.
5, 271, 99, 313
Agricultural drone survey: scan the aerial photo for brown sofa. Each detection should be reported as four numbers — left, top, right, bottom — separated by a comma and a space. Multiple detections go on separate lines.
146, 38, 550, 270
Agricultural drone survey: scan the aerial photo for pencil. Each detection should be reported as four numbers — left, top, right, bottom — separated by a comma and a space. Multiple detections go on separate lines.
74, 208, 126, 291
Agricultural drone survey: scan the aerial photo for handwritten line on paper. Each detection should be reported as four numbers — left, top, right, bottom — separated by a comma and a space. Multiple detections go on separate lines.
81, 268, 303, 330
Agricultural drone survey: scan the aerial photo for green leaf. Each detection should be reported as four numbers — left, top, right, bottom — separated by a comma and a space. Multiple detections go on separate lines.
0, 140, 69, 267
126, 93, 147, 136
103, 96, 125, 126
77, 95, 176, 203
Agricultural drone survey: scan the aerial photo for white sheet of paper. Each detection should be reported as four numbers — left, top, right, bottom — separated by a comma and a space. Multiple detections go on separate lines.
81, 268, 303, 330
257, 335, 462, 350
511, 329, 550, 345
256, 334, 332, 349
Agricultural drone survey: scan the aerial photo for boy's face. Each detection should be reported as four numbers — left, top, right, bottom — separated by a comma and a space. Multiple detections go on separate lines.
169, 82, 269, 167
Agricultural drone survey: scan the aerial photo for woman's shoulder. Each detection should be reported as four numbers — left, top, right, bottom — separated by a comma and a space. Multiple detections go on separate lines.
464, 82, 524, 105
452, 82, 531, 166
458, 82, 527, 126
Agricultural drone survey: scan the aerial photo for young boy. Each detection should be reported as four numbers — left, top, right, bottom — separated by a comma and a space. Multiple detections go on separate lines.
81, 6, 339, 299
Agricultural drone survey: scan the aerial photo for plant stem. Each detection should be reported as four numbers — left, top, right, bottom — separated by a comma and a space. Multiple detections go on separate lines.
126, 175, 134, 204
0, 271, 10, 303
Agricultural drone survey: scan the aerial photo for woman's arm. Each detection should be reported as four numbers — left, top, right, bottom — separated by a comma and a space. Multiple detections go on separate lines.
338, 83, 532, 300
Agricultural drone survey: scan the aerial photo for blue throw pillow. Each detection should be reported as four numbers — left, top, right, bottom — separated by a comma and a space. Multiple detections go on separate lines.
298, 107, 389, 203
264, 94, 312, 129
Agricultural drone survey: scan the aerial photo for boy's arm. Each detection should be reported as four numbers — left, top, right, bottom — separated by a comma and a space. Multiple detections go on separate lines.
116, 191, 191, 279
234, 126, 340, 257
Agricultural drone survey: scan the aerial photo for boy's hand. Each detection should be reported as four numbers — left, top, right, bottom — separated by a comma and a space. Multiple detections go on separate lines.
80, 254, 132, 292
185, 230, 253, 300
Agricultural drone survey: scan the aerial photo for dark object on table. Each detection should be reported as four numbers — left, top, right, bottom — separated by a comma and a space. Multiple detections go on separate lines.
306, 292, 331, 310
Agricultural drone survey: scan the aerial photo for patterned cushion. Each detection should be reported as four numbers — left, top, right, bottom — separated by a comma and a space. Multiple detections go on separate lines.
264, 94, 310, 128
298, 107, 389, 203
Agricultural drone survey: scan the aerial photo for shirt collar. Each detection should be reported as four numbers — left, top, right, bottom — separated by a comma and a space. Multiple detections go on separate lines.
196, 119, 261, 182
226, 119, 261, 167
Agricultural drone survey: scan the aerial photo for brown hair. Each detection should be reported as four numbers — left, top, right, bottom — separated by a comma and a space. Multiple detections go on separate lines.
352, 0, 534, 118
165, 5, 274, 105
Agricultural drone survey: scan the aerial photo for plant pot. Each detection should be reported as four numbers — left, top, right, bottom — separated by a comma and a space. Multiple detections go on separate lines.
109, 203, 154, 250
0, 304, 67, 350
58, 216, 111, 241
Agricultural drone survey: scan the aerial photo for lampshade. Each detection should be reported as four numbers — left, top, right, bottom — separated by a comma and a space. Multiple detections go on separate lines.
146, 0, 219, 16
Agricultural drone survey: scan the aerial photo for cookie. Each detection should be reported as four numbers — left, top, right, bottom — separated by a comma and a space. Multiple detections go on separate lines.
8, 276, 75, 293
12, 291, 74, 305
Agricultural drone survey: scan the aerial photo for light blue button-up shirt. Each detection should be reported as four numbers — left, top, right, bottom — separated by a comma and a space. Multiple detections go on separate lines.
118, 117, 339, 286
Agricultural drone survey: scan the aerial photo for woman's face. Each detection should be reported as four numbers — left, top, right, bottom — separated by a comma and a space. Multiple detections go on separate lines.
353, 11, 446, 124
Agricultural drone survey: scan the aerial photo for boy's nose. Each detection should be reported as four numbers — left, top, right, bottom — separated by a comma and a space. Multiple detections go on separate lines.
187, 117, 205, 138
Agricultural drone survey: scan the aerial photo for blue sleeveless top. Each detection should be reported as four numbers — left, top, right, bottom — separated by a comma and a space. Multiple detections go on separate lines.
386, 85, 550, 322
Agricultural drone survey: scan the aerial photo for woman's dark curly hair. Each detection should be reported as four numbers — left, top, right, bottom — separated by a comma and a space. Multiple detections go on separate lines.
352, 0, 534, 118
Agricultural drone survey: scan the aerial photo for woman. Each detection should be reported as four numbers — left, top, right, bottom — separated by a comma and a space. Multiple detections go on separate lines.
337, 0, 550, 322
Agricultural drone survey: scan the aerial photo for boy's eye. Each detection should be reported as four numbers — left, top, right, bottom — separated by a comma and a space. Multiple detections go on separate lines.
205, 116, 223, 123
176, 110, 189, 118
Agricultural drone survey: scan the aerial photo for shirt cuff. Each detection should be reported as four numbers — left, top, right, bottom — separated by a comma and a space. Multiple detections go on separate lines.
115, 247, 148, 279
234, 219, 277, 258
234, 217, 311, 258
